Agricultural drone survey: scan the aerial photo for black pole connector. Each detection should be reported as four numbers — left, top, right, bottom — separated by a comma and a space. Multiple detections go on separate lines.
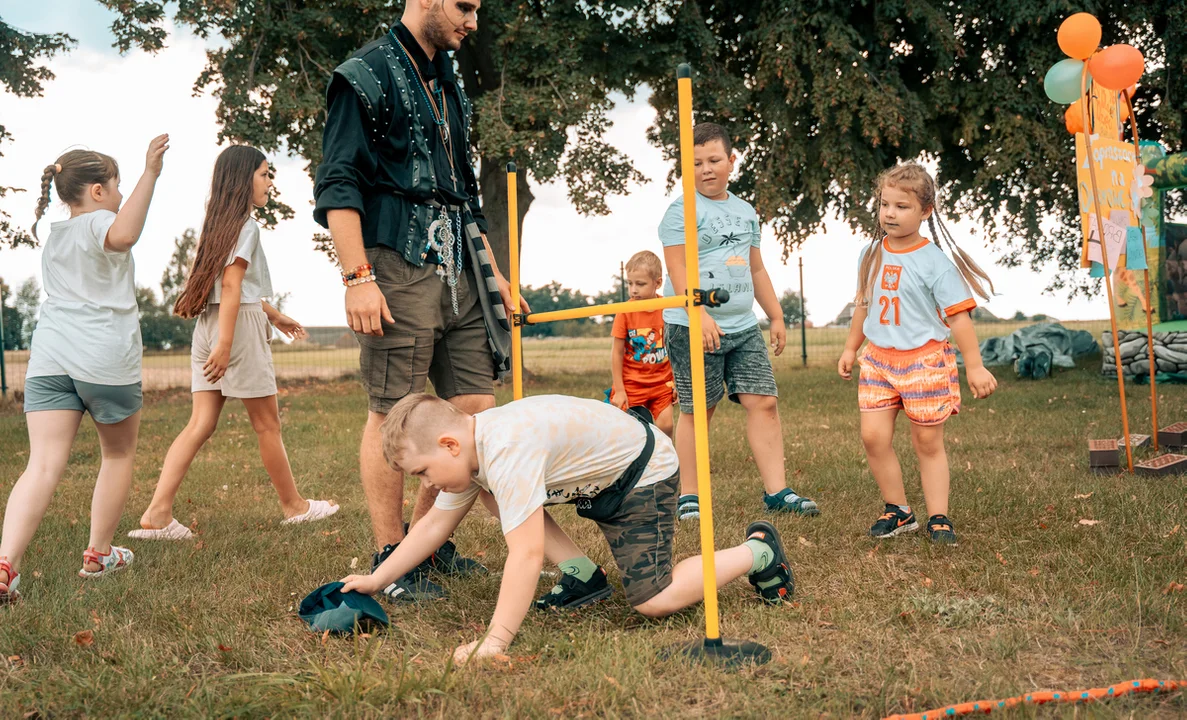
693, 287, 730, 308
677, 63, 691, 79
506, 162, 516, 173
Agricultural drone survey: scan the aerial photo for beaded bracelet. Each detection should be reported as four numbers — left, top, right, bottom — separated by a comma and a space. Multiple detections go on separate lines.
344, 275, 377, 288
341, 263, 373, 282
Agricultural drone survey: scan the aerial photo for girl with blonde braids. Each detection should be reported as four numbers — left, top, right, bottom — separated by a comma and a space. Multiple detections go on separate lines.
0, 135, 168, 602
838, 162, 997, 546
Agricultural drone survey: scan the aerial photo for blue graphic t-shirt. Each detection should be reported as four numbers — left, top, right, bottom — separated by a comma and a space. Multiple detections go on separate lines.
658, 191, 760, 333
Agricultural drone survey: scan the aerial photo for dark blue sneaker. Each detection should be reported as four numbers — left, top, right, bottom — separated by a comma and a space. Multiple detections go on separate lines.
764, 488, 819, 516
869, 503, 919, 538
372, 543, 447, 602
927, 514, 958, 545
534, 566, 612, 610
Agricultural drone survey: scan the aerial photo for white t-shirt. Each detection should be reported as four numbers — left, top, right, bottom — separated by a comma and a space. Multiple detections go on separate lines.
26, 209, 143, 385
435, 395, 680, 533
209, 219, 273, 304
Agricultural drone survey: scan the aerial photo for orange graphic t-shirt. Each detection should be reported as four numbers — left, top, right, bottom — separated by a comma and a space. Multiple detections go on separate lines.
611, 307, 672, 396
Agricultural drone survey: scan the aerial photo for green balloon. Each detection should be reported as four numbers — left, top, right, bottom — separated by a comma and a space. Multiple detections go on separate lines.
1044, 59, 1088, 104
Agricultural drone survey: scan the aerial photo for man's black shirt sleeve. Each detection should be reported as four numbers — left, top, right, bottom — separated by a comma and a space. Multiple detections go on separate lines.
313, 75, 375, 229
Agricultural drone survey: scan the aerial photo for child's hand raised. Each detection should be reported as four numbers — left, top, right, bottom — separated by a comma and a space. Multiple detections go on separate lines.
967, 366, 998, 399
145, 134, 169, 177
838, 349, 857, 380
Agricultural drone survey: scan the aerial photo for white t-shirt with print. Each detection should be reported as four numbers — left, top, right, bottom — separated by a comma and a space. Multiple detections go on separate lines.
209, 219, 273, 304
26, 209, 143, 385
434, 395, 680, 533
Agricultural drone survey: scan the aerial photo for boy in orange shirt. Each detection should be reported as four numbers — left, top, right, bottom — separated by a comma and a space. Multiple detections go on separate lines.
609, 251, 675, 437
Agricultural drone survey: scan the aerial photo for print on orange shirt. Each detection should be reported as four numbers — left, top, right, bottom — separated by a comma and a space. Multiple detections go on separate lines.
612, 308, 672, 391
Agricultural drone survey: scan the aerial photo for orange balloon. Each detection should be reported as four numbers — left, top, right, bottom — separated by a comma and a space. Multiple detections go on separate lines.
1124, 83, 1137, 98
1088, 44, 1145, 90
1058, 13, 1102, 59
1064, 104, 1084, 135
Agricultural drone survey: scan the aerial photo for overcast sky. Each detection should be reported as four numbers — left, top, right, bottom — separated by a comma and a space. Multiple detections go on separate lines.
0, 2, 1114, 328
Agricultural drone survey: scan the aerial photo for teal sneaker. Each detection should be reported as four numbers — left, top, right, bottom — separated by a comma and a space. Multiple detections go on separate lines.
764, 488, 819, 516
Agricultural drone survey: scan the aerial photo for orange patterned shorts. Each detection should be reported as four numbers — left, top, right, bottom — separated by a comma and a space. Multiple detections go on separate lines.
857, 340, 960, 426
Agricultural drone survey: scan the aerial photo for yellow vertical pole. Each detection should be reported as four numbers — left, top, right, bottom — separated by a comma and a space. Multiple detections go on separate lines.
677, 63, 721, 643
507, 163, 524, 401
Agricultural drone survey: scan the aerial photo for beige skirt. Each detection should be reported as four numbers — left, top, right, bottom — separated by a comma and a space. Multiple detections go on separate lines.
191, 302, 277, 398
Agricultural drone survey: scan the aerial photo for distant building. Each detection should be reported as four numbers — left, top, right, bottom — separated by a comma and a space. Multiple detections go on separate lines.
298, 326, 358, 348
831, 303, 856, 327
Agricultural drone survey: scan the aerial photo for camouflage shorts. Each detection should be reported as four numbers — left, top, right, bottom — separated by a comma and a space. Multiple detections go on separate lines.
595, 472, 679, 606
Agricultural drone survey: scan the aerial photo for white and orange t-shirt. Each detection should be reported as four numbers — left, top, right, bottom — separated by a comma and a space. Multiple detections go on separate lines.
859, 238, 976, 351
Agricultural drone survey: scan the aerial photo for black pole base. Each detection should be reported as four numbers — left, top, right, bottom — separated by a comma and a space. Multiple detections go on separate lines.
662, 636, 772, 670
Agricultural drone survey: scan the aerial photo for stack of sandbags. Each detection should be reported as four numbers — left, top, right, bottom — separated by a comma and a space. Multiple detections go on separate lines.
1102, 330, 1187, 377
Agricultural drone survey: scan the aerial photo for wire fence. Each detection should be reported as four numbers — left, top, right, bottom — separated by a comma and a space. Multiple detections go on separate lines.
0, 319, 1112, 398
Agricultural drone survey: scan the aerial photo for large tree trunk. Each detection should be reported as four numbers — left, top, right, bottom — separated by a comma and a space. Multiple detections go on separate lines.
479, 156, 534, 276
456, 24, 534, 276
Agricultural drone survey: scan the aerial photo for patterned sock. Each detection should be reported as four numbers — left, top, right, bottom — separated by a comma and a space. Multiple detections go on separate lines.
768, 489, 801, 504
897, 504, 911, 514
548, 556, 598, 594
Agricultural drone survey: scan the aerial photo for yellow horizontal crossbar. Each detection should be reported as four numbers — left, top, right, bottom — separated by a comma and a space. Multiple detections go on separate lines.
522, 295, 687, 325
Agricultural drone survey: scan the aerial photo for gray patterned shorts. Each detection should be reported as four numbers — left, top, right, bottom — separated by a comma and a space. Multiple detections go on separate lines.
665, 323, 778, 414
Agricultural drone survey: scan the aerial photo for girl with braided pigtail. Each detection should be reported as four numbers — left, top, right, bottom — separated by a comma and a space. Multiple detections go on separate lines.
0, 135, 168, 603
838, 162, 997, 546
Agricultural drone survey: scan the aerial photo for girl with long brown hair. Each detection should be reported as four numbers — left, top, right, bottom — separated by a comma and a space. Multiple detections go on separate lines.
130, 146, 337, 541
837, 162, 997, 546
1, 135, 168, 602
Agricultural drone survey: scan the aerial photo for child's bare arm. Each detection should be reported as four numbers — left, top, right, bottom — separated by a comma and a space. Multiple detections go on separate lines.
455, 507, 545, 663
948, 312, 997, 398
838, 304, 868, 380
750, 247, 785, 356
105, 134, 168, 252
202, 260, 246, 384
611, 337, 628, 409
341, 500, 474, 594
663, 244, 724, 350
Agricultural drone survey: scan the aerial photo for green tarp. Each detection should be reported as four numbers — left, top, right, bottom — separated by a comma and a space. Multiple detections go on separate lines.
962, 323, 1099, 379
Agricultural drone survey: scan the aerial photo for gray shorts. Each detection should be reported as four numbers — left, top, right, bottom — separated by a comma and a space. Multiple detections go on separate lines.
666, 323, 778, 414
191, 303, 277, 398
23, 375, 142, 424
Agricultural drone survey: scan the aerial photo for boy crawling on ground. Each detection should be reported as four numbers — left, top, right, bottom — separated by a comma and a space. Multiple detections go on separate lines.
340, 393, 796, 663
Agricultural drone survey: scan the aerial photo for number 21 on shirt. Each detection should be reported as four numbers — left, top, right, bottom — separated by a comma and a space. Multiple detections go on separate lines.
878, 264, 902, 326
878, 296, 901, 326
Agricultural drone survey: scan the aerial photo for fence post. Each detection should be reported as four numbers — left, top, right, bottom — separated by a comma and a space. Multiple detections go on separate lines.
799, 256, 807, 367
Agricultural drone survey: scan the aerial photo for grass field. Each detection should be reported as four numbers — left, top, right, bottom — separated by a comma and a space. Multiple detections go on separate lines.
0, 359, 1184, 718
1, 319, 1113, 393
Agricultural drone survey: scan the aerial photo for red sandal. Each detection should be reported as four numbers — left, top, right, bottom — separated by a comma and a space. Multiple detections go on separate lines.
0, 556, 21, 604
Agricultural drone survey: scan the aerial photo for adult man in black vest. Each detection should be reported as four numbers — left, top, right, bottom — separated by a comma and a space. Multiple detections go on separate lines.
314, 0, 522, 602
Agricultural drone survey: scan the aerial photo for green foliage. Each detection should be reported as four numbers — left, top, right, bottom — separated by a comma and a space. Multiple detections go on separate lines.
160, 228, 197, 309
136, 286, 194, 351
519, 281, 607, 338
0, 277, 24, 351
646, 1, 1187, 295
96, 1, 664, 269
0, 17, 76, 250
13, 277, 41, 348
779, 289, 806, 325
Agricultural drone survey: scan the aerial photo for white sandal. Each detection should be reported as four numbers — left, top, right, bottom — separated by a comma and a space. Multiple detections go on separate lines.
78, 546, 134, 578
128, 519, 194, 541
282, 499, 339, 525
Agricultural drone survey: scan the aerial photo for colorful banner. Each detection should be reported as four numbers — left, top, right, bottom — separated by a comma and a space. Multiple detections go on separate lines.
1077, 134, 1138, 267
